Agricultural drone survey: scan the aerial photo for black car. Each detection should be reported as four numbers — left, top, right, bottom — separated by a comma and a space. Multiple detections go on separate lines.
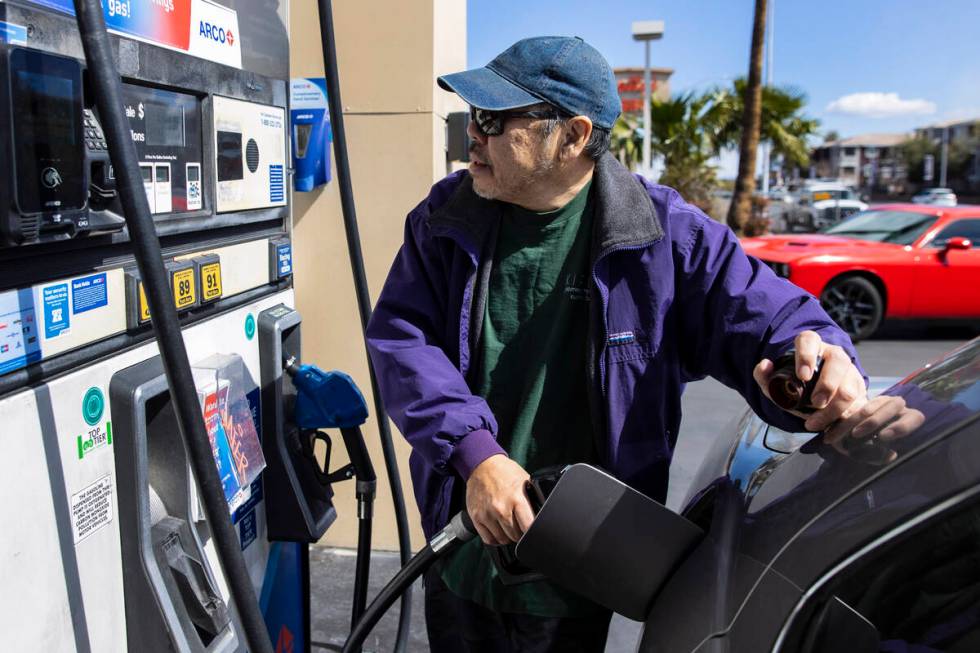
638, 338, 980, 652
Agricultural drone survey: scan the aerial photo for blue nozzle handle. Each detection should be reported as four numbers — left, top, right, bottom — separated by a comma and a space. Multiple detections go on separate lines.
292, 364, 369, 430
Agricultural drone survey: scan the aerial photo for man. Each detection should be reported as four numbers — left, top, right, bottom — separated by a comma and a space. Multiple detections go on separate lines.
366, 36, 868, 651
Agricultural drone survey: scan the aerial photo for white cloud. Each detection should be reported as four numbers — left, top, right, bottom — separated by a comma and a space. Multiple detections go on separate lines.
825, 92, 936, 118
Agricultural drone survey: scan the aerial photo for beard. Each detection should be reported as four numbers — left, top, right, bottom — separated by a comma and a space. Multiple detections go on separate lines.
469, 143, 558, 204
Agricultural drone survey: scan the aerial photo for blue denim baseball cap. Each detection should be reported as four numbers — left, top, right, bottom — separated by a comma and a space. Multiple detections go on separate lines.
438, 36, 621, 130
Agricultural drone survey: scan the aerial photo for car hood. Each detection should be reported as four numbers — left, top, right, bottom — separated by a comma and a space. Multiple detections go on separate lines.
683, 339, 980, 557
740, 234, 901, 262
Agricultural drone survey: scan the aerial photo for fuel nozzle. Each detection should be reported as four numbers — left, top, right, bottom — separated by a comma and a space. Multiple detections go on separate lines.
767, 351, 823, 415
284, 356, 369, 431
283, 354, 301, 378
284, 356, 376, 496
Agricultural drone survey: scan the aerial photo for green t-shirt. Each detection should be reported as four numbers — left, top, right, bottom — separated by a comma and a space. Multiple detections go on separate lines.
440, 179, 604, 617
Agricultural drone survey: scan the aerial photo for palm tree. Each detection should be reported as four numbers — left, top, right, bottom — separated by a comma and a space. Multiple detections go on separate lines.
709, 79, 820, 170
610, 114, 642, 170
646, 92, 723, 213
610, 79, 817, 217
727, 0, 768, 235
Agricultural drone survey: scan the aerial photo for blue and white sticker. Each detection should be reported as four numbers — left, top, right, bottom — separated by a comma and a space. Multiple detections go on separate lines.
239, 510, 257, 549
269, 164, 284, 202
0, 21, 27, 46
276, 243, 292, 277
72, 273, 108, 314
0, 288, 41, 375
43, 283, 71, 339
233, 479, 263, 550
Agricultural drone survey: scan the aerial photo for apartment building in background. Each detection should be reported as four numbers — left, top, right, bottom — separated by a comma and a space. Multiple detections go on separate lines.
914, 117, 980, 143
811, 133, 909, 192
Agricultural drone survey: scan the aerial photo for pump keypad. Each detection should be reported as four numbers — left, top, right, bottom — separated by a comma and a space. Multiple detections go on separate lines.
83, 109, 109, 151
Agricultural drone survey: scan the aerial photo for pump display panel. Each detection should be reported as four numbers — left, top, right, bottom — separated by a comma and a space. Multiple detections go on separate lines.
122, 85, 202, 215
0, 35, 286, 250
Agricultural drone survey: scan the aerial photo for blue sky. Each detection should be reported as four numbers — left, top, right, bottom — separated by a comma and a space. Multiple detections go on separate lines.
467, 0, 980, 141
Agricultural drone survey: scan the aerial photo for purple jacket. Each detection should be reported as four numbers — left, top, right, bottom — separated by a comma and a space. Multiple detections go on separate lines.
366, 153, 862, 539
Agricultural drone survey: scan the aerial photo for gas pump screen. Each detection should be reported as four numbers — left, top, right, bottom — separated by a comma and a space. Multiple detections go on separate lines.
16, 72, 76, 146
145, 101, 185, 148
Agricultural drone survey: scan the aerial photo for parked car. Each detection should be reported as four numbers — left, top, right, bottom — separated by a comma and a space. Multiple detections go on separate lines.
638, 338, 980, 652
740, 204, 980, 340
765, 187, 794, 204
773, 183, 868, 233
912, 187, 958, 207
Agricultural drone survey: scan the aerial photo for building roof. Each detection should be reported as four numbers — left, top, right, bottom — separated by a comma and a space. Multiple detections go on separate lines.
916, 117, 980, 130
613, 66, 674, 76
816, 132, 909, 149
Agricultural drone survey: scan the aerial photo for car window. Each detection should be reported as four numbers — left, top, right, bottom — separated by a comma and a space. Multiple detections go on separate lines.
781, 496, 980, 652
929, 219, 980, 247
822, 210, 938, 245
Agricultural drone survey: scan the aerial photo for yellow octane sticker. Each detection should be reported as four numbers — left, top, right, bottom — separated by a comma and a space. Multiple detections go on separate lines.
201, 262, 222, 301
138, 282, 150, 322
172, 268, 196, 309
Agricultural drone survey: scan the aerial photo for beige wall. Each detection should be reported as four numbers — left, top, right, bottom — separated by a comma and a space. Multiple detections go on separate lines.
289, 1, 466, 550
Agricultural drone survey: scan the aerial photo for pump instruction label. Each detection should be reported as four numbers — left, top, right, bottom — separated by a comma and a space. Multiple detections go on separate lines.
70, 475, 113, 544
72, 274, 108, 315
42, 284, 70, 339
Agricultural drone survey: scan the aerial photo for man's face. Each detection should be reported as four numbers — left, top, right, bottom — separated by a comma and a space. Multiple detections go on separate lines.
467, 105, 562, 205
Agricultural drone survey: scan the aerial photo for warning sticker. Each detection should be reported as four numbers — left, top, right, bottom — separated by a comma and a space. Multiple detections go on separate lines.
71, 475, 113, 544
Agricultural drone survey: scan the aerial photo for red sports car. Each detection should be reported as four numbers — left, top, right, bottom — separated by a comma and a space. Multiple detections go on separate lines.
741, 204, 980, 340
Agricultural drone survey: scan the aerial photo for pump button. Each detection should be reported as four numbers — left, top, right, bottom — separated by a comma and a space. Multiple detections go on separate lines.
193, 254, 222, 304
268, 237, 293, 282
124, 260, 199, 330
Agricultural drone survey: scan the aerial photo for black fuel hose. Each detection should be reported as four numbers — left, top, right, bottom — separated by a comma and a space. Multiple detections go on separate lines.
340, 426, 378, 650
342, 512, 477, 653
314, 0, 415, 650
71, 3, 273, 653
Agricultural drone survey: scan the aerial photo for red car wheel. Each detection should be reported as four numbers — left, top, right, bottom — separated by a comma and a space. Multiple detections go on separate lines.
819, 276, 884, 342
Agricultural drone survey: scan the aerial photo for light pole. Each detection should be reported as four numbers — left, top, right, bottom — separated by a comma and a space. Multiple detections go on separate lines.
632, 20, 664, 176
760, 0, 775, 194
940, 125, 949, 188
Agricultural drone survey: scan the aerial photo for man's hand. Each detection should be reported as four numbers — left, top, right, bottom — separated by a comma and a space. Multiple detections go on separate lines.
822, 394, 925, 463
754, 330, 868, 432
465, 454, 535, 546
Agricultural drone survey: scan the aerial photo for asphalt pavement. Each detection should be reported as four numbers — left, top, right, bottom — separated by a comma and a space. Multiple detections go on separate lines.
311, 331, 975, 653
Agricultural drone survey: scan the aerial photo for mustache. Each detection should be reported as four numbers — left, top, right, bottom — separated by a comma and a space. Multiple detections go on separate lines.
468, 143, 489, 166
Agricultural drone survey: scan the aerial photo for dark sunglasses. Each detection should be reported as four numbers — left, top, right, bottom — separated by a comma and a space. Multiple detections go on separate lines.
470, 106, 560, 136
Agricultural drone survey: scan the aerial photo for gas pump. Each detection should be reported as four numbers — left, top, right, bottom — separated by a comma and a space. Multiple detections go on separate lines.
0, 0, 409, 650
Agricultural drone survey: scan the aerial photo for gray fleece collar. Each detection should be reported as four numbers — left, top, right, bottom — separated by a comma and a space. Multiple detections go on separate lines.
428, 152, 664, 256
